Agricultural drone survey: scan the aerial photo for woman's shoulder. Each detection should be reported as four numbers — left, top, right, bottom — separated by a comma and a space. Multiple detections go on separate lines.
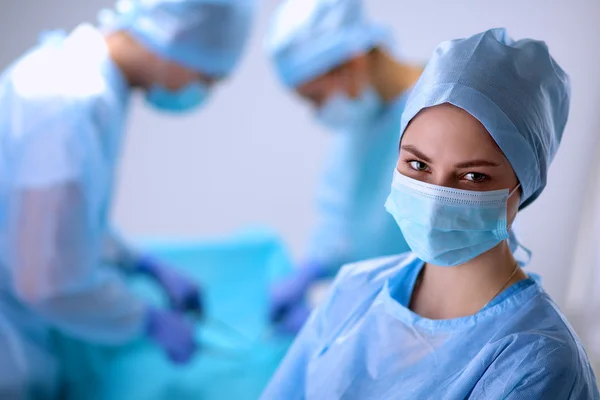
475, 291, 599, 398
334, 251, 419, 289
476, 327, 598, 399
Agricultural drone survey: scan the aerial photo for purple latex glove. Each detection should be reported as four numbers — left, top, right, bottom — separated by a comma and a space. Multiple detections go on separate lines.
138, 257, 203, 316
145, 308, 197, 364
269, 262, 326, 334
276, 304, 312, 335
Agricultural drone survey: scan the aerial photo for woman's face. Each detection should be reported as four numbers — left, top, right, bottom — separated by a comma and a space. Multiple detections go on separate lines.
295, 54, 369, 109
397, 103, 521, 223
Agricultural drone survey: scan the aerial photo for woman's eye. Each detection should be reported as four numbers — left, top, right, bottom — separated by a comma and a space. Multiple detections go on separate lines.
409, 160, 429, 172
464, 172, 488, 183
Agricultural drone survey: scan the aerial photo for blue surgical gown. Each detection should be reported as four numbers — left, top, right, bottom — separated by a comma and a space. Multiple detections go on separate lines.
262, 253, 600, 399
307, 94, 410, 272
0, 24, 146, 398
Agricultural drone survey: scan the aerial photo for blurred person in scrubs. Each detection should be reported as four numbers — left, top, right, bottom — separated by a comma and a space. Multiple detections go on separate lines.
0, 0, 255, 397
265, 0, 423, 334
262, 28, 600, 399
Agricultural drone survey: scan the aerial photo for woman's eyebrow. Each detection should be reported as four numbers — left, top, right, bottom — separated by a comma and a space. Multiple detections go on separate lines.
401, 145, 432, 163
401, 145, 501, 168
454, 159, 501, 168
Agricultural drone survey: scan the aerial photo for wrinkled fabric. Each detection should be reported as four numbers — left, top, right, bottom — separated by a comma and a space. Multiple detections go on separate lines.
400, 28, 570, 209
261, 253, 600, 399
0, 24, 146, 397
101, 0, 256, 77
266, 0, 391, 87
307, 94, 410, 273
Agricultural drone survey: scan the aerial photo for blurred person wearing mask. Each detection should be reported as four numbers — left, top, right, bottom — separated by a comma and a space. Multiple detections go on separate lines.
265, 0, 422, 334
0, 0, 255, 397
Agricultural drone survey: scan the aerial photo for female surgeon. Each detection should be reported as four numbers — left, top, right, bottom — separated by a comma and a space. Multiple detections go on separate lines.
261, 28, 600, 399
265, 0, 423, 334
0, 0, 255, 398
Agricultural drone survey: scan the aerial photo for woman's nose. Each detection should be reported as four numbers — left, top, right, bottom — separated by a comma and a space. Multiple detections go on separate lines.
430, 173, 458, 189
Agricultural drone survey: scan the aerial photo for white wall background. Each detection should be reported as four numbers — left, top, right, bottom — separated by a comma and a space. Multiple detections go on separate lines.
1, 0, 599, 313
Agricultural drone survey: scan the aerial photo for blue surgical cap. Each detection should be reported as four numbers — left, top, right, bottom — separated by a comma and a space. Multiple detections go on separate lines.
100, 0, 256, 77
266, 0, 390, 88
399, 28, 570, 209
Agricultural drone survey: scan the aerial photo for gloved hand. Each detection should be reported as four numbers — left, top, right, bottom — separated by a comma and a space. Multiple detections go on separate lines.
138, 257, 203, 316
275, 304, 312, 335
146, 308, 197, 364
269, 262, 326, 334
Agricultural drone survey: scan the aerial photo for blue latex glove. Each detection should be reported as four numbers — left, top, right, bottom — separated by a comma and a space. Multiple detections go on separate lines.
269, 262, 326, 334
138, 257, 203, 316
145, 308, 197, 364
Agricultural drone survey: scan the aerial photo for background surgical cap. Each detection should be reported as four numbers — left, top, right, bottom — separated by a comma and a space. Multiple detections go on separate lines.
100, 0, 256, 77
399, 28, 570, 209
266, 0, 391, 88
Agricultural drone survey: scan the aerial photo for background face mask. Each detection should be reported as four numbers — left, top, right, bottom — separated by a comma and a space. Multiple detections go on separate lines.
146, 81, 210, 113
385, 171, 519, 266
316, 86, 382, 131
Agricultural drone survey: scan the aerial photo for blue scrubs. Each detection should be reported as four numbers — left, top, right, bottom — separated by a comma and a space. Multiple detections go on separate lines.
0, 24, 145, 398
307, 94, 410, 272
262, 253, 600, 399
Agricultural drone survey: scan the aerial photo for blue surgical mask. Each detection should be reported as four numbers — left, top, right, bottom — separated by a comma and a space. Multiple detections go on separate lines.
145, 81, 210, 113
316, 86, 382, 131
385, 171, 520, 266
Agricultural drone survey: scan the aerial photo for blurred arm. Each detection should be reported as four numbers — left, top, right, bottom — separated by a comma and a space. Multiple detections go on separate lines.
9, 183, 147, 344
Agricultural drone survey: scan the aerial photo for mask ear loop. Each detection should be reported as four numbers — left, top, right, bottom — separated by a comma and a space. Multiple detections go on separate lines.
505, 183, 521, 233
506, 183, 532, 267
508, 183, 521, 198
508, 229, 532, 267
